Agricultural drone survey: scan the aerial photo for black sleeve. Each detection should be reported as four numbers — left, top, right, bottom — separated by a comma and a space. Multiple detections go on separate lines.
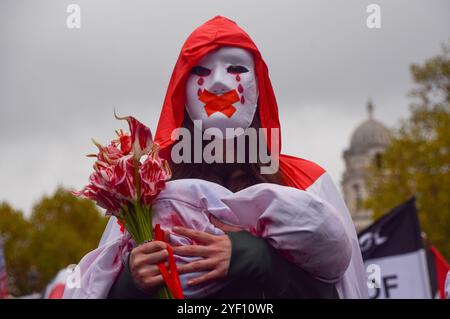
223, 231, 339, 299
107, 254, 155, 299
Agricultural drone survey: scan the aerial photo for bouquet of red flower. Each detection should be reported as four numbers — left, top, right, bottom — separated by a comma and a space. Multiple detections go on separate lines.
74, 113, 183, 299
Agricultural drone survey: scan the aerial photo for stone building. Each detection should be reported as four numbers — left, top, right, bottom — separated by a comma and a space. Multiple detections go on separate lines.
342, 101, 391, 232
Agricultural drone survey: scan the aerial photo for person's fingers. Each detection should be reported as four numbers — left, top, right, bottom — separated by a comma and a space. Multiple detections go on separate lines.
172, 226, 215, 244
143, 274, 165, 289
177, 259, 216, 274
209, 215, 245, 233
136, 265, 160, 277
133, 249, 168, 267
147, 249, 169, 265
187, 269, 221, 286
136, 241, 167, 254
172, 245, 210, 257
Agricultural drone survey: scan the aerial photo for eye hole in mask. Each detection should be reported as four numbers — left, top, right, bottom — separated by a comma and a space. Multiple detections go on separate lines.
190, 66, 211, 76
227, 65, 249, 74
185, 47, 259, 137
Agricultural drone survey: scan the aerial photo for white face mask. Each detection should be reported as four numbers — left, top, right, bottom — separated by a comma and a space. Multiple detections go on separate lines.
185, 47, 259, 137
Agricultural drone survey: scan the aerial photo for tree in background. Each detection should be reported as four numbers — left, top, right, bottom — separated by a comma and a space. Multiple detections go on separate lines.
0, 188, 107, 296
365, 44, 450, 259
0, 203, 32, 295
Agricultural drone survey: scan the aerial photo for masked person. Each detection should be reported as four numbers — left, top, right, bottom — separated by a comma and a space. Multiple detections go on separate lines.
63, 16, 368, 299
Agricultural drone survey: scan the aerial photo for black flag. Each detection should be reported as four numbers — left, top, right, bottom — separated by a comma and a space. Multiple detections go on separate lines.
358, 197, 431, 298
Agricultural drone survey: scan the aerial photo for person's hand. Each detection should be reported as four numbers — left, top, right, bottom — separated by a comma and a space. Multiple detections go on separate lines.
171, 226, 232, 286
209, 215, 246, 233
129, 240, 169, 294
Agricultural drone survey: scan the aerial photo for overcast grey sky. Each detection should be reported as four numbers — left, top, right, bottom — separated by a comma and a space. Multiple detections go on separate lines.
1, 0, 449, 216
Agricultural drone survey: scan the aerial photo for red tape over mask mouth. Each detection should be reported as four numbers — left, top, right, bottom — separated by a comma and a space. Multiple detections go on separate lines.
198, 89, 240, 118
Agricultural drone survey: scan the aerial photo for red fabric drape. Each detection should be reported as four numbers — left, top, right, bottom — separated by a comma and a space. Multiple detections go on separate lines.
154, 16, 325, 190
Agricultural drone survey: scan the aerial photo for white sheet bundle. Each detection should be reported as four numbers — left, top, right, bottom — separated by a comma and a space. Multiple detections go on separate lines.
63, 178, 352, 299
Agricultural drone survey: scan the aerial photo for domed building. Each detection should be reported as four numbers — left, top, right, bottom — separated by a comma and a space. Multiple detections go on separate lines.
341, 100, 391, 232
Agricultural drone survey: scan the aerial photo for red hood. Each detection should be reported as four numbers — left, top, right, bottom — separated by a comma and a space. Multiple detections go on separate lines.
154, 16, 325, 189
155, 16, 280, 151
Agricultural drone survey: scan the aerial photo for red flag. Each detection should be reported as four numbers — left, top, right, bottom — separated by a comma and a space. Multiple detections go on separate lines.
430, 246, 450, 299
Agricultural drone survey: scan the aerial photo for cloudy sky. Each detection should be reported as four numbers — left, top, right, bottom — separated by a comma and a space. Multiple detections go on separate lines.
1, 0, 449, 216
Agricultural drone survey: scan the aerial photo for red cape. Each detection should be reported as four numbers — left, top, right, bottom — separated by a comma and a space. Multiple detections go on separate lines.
154, 16, 325, 190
